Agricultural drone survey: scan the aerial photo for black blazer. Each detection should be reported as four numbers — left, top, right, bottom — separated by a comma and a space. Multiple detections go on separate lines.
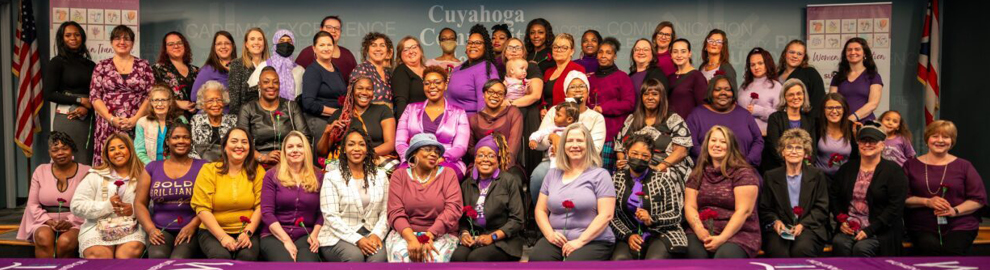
631, 66, 671, 91
459, 172, 525, 258
758, 165, 830, 241
763, 110, 818, 171
784, 67, 826, 116
829, 159, 907, 256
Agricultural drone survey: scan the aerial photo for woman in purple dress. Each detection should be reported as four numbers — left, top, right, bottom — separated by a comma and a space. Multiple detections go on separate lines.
829, 37, 883, 123
395, 66, 470, 178
18, 132, 89, 258
135, 123, 207, 259
903, 120, 986, 256
89, 25, 154, 166
684, 126, 761, 258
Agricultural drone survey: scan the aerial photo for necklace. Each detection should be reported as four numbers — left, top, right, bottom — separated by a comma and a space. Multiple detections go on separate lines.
924, 157, 949, 195
410, 168, 435, 184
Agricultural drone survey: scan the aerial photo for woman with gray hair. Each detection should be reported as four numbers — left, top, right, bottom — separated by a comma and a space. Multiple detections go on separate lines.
529, 123, 616, 261
190, 80, 237, 161
763, 78, 817, 171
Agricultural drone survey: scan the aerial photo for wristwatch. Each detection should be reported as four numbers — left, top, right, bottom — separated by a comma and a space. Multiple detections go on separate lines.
490, 233, 498, 241
244, 229, 254, 237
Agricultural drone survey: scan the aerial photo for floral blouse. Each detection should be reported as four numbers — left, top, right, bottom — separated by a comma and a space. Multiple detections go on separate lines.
152, 62, 200, 101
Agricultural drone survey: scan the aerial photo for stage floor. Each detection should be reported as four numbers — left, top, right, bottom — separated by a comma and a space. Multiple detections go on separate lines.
0, 257, 988, 270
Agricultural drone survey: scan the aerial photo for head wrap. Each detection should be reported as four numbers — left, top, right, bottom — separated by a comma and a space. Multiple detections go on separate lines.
268, 29, 298, 100
471, 133, 501, 180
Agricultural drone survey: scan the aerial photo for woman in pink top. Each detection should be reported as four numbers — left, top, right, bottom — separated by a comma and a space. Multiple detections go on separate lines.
18, 132, 89, 258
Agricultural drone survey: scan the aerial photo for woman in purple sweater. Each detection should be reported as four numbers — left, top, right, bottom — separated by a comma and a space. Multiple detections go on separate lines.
686, 75, 764, 168
447, 24, 500, 115
903, 120, 986, 256
588, 37, 636, 173
135, 123, 207, 259
667, 39, 708, 119
396, 66, 471, 178
258, 131, 325, 262
829, 37, 883, 123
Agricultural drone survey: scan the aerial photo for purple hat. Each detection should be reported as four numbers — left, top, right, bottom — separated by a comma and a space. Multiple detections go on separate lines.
472, 133, 501, 179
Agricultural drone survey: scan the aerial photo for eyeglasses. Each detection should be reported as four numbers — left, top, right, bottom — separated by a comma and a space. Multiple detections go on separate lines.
112, 36, 133, 42
784, 145, 804, 153
552, 45, 571, 51
825, 106, 844, 111
424, 80, 445, 87
322, 26, 341, 32
215, 41, 232, 47
476, 154, 497, 160
166, 42, 184, 47
505, 45, 523, 52
567, 85, 588, 91
403, 45, 421, 52
858, 139, 880, 146
656, 32, 672, 39
150, 98, 170, 104
418, 146, 441, 154
485, 90, 506, 97
706, 39, 724, 45
204, 98, 224, 105
634, 48, 651, 53
467, 40, 485, 47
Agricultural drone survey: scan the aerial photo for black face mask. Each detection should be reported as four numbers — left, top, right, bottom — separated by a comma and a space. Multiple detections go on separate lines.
275, 42, 295, 57
628, 158, 649, 173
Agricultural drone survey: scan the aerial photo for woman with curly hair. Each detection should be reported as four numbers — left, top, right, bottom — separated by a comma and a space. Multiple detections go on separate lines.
350, 32, 394, 107
448, 24, 501, 115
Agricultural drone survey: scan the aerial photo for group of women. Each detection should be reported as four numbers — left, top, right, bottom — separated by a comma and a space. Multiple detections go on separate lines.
19, 16, 984, 262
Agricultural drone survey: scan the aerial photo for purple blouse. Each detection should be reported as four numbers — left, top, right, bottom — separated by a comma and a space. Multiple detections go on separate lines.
421, 112, 444, 134
830, 71, 883, 121
686, 106, 765, 167
883, 136, 916, 166
540, 167, 616, 243
446, 61, 500, 114
190, 65, 229, 103
903, 158, 986, 233
260, 167, 326, 240
573, 55, 599, 74
815, 135, 853, 176
685, 166, 762, 258
395, 101, 470, 174
146, 159, 207, 231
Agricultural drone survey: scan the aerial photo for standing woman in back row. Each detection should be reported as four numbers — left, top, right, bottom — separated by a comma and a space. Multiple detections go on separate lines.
152, 31, 199, 114
651, 21, 677, 77
351, 32, 394, 108
89, 25, 154, 166
45, 21, 95, 165
777, 40, 825, 116
699, 29, 736, 86
227, 28, 269, 115
830, 37, 882, 123
666, 38, 707, 119
191, 31, 237, 103
525, 18, 555, 73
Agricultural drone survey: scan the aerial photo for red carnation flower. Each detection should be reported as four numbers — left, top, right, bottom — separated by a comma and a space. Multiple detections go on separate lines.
793, 206, 804, 217
485, 130, 495, 136
114, 180, 125, 187
837, 213, 849, 223
699, 208, 718, 221
463, 206, 478, 220
562, 200, 575, 209
57, 198, 67, 204
176, 216, 184, 224
848, 220, 861, 231
416, 234, 430, 244
239, 216, 251, 223
295, 217, 305, 227
635, 191, 645, 197
750, 92, 759, 99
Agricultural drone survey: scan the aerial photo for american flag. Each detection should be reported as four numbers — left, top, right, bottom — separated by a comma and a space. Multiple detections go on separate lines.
918, 0, 940, 125
12, 0, 42, 157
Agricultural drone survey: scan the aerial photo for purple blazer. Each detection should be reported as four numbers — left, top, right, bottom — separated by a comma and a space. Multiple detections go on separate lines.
396, 100, 470, 174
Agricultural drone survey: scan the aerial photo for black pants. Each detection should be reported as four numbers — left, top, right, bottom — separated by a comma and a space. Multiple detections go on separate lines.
197, 229, 260, 260
831, 233, 880, 257
685, 234, 749, 258
260, 235, 320, 262
761, 232, 825, 258
612, 237, 674, 260
909, 230, 978, 256
451, 244, 518, 262
319, 241, 387, 262
527, 237, 614, 261
147, 229, 200, 259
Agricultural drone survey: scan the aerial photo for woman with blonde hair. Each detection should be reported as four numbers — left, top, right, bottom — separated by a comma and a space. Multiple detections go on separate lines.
71, 133, 147, 258
259, 131, 325, 261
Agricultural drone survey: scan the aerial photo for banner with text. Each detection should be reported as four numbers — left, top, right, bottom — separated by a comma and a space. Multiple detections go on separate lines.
807, 3, 892, 116
49, 0, 140, 61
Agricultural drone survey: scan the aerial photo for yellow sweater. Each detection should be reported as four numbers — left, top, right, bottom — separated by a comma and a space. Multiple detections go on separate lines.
191, 162, 265, 234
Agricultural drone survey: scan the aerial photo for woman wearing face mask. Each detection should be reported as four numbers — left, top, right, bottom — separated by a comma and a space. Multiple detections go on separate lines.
228, 28, 269, 115
699, 29, 736, 85
684, 126, 761, 258
248, 29, 305, 101
351, 32, 395, 107
686, 75, 764, 168
610, 134, 687, 260
525, 18, 555, 73
667, 39, 708, 119
490, 24, 511, 66
427, 28, 462, 72
190, 81, 237, 162
903, 121, 986, 256
71, 133, 147, 259
628, 39, 670, 93
192, 31, 237, 103
395, 66, 470, 178
134, 85, 188, 164
777, 40, 825, 116
764, 79, 817, 172
651, 21, 677, 77
152, 32, 199, 114
573, 30, 602, 73
530, 71, 606, 203
17, 132, 88, 258
259, 131, 324, 262
447, 24, 501, 116
46, 21, 95, 165
300, 31, 347, 147
829, 123, 906, 257
296, 16, 358, 81
588, 37, 636, 173
392, 36, 427, 120
89, 25, 154, 166
830, 38, 883, 123
237, 67, 310, 168
543, 34, 586, 107
758, 129, 829, 258
317, 76, 397, 168
134, 123, 206, 259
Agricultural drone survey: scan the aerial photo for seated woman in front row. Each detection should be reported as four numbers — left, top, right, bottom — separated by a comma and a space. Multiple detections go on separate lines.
529, 124, 616, 261
610, 134, 687, 260
758, 129, 829, 258
18, 132, 89, 258
684, 126, 761, 259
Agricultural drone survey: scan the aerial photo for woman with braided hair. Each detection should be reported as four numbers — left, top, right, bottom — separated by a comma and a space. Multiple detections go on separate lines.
447, 24, 501, 115
316, 75, 397, 168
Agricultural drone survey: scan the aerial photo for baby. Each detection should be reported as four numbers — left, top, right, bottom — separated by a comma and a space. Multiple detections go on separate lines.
504, 58, 529, 104
529, 101, 580, 168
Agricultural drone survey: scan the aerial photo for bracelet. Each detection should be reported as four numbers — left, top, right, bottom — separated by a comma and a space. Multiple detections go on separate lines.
954, 207, 959, 215
854, 114, 861, 122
